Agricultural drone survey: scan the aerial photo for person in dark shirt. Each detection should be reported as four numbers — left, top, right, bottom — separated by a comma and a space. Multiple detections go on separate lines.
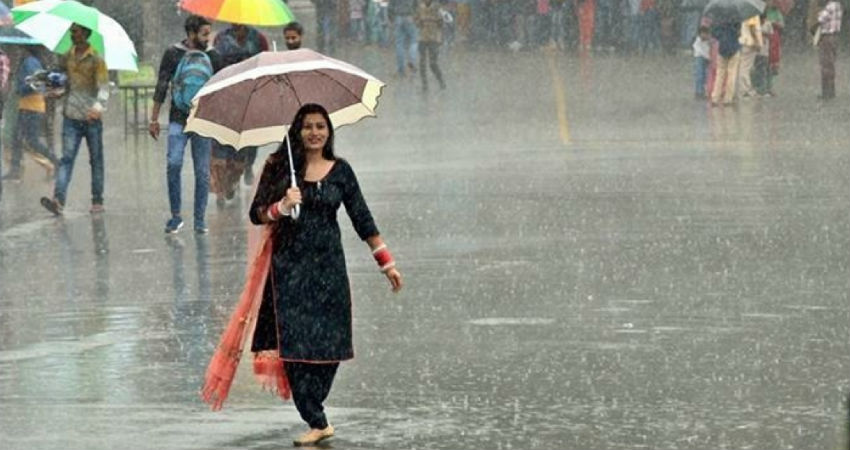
149, 15, 222, 234
710, 21, 741, 106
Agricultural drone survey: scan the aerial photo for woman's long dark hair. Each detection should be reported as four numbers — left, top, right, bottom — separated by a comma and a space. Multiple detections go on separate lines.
253, 103, 336, 214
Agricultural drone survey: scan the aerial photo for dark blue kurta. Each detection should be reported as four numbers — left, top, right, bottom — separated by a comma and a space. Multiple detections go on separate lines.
250, 158, 378, 362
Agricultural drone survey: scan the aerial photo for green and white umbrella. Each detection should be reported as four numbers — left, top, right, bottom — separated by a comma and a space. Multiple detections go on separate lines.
12, 0, 137, 71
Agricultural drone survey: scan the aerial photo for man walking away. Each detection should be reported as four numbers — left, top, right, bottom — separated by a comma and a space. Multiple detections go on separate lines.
40, 24, 109, 215
149, 15, 222, 234
814, 0, 841, 100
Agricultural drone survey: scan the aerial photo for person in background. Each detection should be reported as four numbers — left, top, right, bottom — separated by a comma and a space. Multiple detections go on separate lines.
0, 46, 9, 202
752, 13, 772, 96
213, 24, 269, 188
692, 25, 711, 100
40, 24, 109, 216
710, 20, 741, 106
389, 0, 419, 77
737, 13, 762, 99
367, 0, 390, 46
416, 0, 447, 91
283, 21, 304, 50
4, 45, 57, 182
149, 15, 222, 233
313, 0, 338, 54
577, 0, 596, 52
814, 0, 841, 100
350, 0, 367, 41
764, 0, 784, 97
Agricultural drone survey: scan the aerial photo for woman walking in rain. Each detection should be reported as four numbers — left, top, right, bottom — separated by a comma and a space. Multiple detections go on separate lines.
202, 103, 403, 447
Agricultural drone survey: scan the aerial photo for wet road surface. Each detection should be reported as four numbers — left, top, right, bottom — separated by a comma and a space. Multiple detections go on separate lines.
1, 46, 849, 449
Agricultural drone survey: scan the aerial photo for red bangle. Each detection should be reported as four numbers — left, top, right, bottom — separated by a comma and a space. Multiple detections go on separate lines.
267, 202, 281, 221
373, 245, 395, 271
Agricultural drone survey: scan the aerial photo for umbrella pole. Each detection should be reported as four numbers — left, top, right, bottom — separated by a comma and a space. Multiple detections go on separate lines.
286, 134, 300, 219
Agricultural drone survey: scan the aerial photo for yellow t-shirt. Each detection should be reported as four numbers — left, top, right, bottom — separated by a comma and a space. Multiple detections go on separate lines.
18, 93, 46, 113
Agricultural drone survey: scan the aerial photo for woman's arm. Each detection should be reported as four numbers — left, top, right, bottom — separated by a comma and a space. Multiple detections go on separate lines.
366, 235, 403, 292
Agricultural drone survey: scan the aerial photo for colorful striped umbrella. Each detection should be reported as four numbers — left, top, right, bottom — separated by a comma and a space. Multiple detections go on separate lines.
179, 0, 295, 27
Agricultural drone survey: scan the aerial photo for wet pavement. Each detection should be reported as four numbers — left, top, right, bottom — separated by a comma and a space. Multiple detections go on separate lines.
1, 46, 849, 450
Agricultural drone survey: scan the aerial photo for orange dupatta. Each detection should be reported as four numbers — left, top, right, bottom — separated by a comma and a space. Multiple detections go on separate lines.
200, 226, 291, 411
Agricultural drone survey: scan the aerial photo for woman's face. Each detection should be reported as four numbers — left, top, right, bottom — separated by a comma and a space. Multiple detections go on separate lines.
300, 113, 329, 153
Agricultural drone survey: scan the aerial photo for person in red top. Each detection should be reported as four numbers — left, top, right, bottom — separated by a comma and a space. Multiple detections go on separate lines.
577, 0, 596, 51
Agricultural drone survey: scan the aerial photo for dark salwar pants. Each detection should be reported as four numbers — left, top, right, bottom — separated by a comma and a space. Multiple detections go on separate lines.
285, 361, 339, 429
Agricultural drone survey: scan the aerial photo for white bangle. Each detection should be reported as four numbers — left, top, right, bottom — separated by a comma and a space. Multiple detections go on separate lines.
278, 200, 291, 216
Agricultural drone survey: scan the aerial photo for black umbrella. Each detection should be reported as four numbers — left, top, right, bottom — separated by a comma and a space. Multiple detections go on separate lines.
703, 0, 765, 24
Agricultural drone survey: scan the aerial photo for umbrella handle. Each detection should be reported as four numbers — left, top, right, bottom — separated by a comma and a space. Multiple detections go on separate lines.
286, 135, 301, 220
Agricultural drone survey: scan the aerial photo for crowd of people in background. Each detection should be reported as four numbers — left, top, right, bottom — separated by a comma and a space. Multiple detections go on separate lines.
693, 0, 842, 106
0, 0, 846, 210
308, 0, 832, 55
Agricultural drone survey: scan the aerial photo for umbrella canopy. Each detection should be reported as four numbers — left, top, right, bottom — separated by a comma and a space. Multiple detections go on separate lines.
0, 26, 38, 44
703, 0, 766, 24
185, 49, 385, 150
0, 2, 10, 26
179, 0, 295, 27
11, 0, 137, 71
0, 1, 38, 44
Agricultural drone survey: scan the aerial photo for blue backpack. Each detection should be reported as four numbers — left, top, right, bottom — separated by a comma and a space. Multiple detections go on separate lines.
172, 49, 212, 113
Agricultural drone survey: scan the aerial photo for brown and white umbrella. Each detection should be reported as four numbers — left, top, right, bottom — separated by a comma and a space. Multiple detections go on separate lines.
185, 48, 385, 150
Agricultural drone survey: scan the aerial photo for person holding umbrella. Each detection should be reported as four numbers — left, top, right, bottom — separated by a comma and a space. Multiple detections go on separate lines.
254, 104, 402, 445
3, 45, 58, 182
203, 103, 403, 446
39, 23, 109, 215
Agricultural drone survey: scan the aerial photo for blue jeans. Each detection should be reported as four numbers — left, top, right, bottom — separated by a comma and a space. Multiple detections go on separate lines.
694, 56, 709, 96
55, 117, 104, 206
317, 13, 336, 54
11, 110, 56, 170
394, 15, 419, 75
167, 122, 211, 223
